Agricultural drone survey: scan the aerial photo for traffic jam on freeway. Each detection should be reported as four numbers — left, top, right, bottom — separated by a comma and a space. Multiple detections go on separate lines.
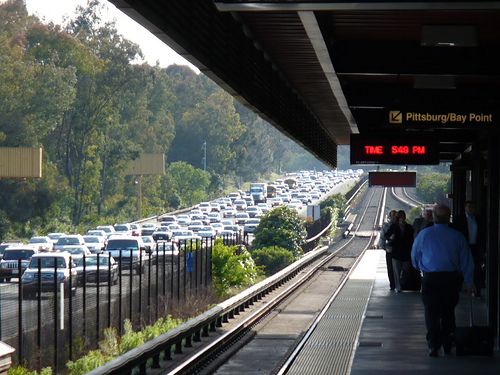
0, 169, 362, 292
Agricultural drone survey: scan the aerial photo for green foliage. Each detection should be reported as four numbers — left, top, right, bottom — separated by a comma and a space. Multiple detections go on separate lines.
0, 1, 333, 240
407, 206, 421, 225
252, 206, 306, 258
66, 350, 108, 375
320, 193, 346, 215
66, 315, 182, 374
211, 239, 259, 297
6, 367, 51, 375
251, 246, 295, 276
167, 162, 211, 207
417, 172, 451, 204
119, 320, 145, 354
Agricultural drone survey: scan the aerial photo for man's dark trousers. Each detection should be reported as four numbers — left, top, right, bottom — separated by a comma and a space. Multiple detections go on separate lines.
421, 272, 462, 351
386, 251, 395, 289
470, 244, 484, 296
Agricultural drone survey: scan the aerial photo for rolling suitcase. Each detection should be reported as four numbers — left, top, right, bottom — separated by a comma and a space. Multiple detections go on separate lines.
400, 263, 421, 291
455, 296, 494, 356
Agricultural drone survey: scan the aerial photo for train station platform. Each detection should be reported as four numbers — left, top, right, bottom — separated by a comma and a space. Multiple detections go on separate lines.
289, 249, 499, 375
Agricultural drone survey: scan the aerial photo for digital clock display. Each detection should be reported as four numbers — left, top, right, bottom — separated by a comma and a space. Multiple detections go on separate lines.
350, 134, 439, 165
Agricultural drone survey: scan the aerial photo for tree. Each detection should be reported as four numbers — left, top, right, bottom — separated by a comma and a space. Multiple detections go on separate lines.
417, 172, 451, 204
167, 161, 211, 207
251, 246, 294, 276
211, 239, 259, 297
252, 206, 307, 258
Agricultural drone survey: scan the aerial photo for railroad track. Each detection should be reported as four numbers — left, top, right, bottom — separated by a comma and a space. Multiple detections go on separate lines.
390, 187, 424, 208
171, 187, 385, 374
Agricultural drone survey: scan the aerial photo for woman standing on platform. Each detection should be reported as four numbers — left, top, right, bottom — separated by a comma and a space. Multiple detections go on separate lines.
385, 210, 414, 292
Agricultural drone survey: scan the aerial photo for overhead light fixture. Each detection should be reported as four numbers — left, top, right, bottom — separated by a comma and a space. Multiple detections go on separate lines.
421, 25, 477, 47
414, 75, 456, 89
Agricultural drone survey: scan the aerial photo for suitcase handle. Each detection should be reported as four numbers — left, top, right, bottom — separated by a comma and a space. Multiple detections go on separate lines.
469, 295, 475, 327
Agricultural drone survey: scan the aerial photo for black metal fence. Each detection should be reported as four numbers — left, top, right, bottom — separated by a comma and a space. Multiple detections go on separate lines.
0, 236, 239, 372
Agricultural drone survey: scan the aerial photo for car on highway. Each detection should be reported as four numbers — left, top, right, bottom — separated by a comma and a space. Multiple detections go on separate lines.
21, 253, 77, 299
114, 223, 132, 236
198, 229, 216, 238
210, 202, 221, 212
235, 212, 250, 225
86, 229, 107, 238
222, 208, 237, 218
141, 236, 155, 252
47, 233, 66, 246
0, 242, 24, 259
28, 236, 53, 252
211, 222, 224, 235
246, 206, 262, 218
228, 192, 240, 202
176, 215, 191, 227
104, 236, 148, 274
130, 223, 141, 236
152, 226, 171, 241
256, 203, 271, 213
222, 225, 241, 235
243, 222, 259, 235
198, 202, 212, 213
59, 245, 92, 260
74, 254, 118, 285
141, 226, 156, 236
153, 241, 179, 262
233, 199, 247, 211
54, 234, 86, 251
171, 230, 201, 244
158, 215, 177, 225
0, 247, 38, 282
96, 225, 115, 237
83, 235, 106, 253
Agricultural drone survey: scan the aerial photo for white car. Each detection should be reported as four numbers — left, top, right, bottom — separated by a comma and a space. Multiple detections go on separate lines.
234, 199, 247, 211
83, 235, 106, 254
59, 245, 92, 260
47, 233, 66, 245
198, 202, 212, 213
28, 236, 53, 252
246, 206, 262, 218
54, 235, 86, 251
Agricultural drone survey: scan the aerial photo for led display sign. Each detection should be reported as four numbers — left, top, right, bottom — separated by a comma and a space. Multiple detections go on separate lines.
350, 134, 439, 165
369, 172, 416, 187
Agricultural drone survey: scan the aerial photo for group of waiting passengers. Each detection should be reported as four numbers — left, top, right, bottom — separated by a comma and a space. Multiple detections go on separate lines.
378, 201, 484, 357
379, 202, 483, 295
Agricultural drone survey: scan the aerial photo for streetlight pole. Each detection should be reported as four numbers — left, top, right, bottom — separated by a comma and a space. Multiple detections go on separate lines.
202, 141, 207, 171
136, 176, 142, 219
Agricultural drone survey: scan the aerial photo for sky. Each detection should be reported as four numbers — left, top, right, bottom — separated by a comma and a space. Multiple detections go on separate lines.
23, 0, 199, 72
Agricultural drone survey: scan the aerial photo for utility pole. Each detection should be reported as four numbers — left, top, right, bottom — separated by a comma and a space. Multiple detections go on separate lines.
201, 141, 207, 171
136, 176, 142, 219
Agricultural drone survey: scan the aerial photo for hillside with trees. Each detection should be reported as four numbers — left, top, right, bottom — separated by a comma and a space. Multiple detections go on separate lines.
0, 0, 330, 240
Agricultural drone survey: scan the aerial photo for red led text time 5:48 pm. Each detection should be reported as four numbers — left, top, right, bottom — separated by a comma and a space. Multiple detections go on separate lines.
363, 145, 426, 155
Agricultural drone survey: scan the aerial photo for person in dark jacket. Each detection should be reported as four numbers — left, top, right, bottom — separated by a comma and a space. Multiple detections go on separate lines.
452, 201, 484, 297
385, 210, 414, 292
412, 205, 434, 238
378, 210, 398, 290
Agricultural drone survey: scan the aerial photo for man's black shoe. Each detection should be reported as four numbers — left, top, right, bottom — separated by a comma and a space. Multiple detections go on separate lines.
443, 344, 452, 355
428, 348, 439, 357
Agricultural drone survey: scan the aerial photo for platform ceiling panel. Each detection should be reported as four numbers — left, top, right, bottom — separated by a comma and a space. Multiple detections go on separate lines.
110, 0, 500, 164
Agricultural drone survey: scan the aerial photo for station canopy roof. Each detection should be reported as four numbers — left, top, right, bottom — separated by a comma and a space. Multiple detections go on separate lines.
110, 0, 500, 166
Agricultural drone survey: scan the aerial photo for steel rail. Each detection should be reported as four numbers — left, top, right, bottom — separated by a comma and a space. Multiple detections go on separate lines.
166, 186, 380, 374
276, 186, 386, 375
390, 187, 419, 209
402, 187, 425, 207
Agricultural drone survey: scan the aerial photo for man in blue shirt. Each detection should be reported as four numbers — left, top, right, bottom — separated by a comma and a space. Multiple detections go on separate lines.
411, 204, 474, 357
